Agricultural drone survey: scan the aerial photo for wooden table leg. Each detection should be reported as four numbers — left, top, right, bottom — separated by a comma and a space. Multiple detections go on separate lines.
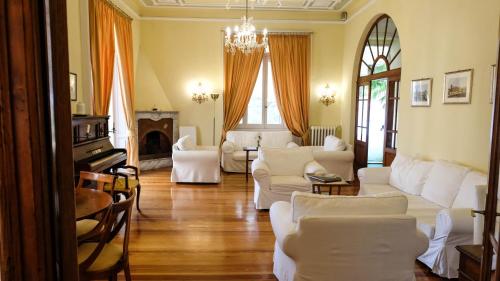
245, 151, 249, 182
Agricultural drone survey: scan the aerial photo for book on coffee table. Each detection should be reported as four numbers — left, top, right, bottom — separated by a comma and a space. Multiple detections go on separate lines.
306, 173, 342, 183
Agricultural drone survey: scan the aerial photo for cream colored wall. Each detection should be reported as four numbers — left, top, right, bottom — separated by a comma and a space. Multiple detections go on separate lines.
136, 20, 344, 145
340, 0, 500, 171
67, 0, 85, 113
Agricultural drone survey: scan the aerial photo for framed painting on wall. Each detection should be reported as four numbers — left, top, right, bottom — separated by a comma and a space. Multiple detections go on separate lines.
69, 72, 77, 101
411, 78, 432, 107
443, 69, 473, 104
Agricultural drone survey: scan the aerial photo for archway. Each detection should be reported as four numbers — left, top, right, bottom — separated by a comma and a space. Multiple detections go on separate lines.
354, 15, 401, 169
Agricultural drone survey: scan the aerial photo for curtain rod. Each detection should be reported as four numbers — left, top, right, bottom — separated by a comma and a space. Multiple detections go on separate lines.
104, 0, 133, 21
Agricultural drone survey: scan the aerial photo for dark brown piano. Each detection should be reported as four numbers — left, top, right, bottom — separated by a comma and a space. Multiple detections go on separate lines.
72, 115, 127, 179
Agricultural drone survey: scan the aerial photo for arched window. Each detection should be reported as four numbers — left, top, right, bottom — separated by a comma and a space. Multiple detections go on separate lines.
359, 16, 401, 77
355, 15, 401, 168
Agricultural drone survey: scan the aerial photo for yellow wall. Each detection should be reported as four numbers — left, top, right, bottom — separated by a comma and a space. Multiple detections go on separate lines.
67, 0, 85, 113
340, 0, 500, 171
136, 20, 345, 145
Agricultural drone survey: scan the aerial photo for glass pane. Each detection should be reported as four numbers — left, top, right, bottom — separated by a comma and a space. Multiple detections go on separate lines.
247, 63, 263, 124
357, 127, 362, 141
266, 62, 282, 125
385, 18, 397, 57
362, 128, 367, 142
373, 59, 388, 74
363, 85, 369, 99
377, 18, 388, 56
362, 100, 368, 126
357, 100, 363, 126
387, 32, 401, 69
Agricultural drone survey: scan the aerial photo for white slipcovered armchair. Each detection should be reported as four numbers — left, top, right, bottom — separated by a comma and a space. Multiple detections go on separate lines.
270, 192, 429, 281
251, 147, 325, 210
222, 131, 299, 173
171, 136, 220, 183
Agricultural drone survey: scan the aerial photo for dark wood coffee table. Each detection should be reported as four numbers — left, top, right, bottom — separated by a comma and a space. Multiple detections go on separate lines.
307, 175, 352, 195
243, 146, 258, 182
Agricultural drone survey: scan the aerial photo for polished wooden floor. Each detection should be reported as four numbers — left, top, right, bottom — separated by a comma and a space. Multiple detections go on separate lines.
124, 168, 447, 280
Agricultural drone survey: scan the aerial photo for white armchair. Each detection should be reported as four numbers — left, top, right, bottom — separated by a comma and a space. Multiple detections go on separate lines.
171, 137, 220, 183
221, 130, 298, 173
251, 147, 325, 210
270, 192, 428, 281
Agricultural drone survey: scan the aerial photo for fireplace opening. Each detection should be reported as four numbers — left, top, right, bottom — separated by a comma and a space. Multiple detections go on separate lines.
139, 130, 172, 160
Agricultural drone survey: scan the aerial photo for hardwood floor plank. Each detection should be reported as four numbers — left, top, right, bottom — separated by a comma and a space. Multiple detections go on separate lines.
119, 168, 446, 281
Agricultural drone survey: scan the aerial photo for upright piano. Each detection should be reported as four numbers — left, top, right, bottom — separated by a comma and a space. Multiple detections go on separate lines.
72, 116, 127, 178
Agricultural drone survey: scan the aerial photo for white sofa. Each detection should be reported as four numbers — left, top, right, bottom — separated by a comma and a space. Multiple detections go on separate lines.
251, 147, 326, 210
221, 130, 298, 173
311, 144, 354, 181
270, 192, 429, 281
358, 154, 487, 278
171, 136, 221, 183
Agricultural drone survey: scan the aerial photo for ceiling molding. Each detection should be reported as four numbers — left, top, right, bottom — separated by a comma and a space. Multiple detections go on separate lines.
140, 16, 345, 24
115, 0, 376, 23
138, 0, 353, 11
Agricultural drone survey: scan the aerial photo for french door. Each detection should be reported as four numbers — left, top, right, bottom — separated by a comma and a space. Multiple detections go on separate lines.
354, 69, 400, 169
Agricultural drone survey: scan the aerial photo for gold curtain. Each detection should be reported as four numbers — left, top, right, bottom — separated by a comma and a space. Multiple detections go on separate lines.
268, 34, 311, 145
221, 44, 265, 144
114, 14, 139, 168
89, 0, 115, 115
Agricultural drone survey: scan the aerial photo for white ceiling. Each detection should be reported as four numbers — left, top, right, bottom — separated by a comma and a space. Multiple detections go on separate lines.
140, 0, 351, 11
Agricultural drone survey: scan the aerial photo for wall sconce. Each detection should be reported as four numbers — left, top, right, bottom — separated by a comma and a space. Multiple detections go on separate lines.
192, 82, 208, 104
319, 84, 335, 106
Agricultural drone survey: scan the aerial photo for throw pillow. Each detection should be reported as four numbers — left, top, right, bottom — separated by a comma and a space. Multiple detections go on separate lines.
324, 135, 346, 151
177, 135, 195, 151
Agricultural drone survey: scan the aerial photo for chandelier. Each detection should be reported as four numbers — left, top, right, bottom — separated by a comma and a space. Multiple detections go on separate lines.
224, 0, 268, 54
319, 84, 336, 106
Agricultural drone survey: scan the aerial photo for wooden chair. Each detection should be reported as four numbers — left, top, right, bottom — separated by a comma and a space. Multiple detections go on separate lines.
76, 171, 116, 191
76, 171, 117, 240
78, 190, 135, 281
105, 165, 142, 212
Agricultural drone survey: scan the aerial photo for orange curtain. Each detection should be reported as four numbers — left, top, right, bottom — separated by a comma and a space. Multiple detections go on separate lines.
89, 0, 115, 115
268, 34, 311, 145
221, 44, 265, 144
114, 14, 139, 168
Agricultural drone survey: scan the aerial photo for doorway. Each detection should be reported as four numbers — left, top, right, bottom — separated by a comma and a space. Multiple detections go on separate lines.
367, 79, 388, 167
354, 15, 401, 169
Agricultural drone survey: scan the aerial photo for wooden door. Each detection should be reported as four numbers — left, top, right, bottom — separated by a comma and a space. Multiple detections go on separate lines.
479, 42, 500, 281
354, 84, 370, 169
383, 79, 400, 166
0, 0, 77, 280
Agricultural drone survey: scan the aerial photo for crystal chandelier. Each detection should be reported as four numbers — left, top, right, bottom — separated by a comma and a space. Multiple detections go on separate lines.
319, 84, 336, 106
224, 0, 268, 54
192, 82, 208, 104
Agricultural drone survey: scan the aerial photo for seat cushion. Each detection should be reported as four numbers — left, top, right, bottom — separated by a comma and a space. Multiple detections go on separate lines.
360, 183, 404, 196
78, 242, 123, 272
291, 191, 408, 223
233, 151, 258, 161
260, 131, 292, 148
270, 176, 311, 194
226, 131, 260, 150
76, 219, 99, 237
452, 171, 488, 209
104, 178, 139, 192
421, 160, 470, 208
259, 147, 314, 176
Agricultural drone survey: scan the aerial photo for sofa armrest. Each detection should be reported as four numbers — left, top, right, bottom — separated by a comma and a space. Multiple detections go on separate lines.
252, 159, 271, 180
270, 201, 297, 255
287, 142, 299, 148
434, 208, 474, 239
221, 141, 235, 153
195, 145, 219, 151
357, 167, 391, 184
304, 160, 327, 175
416, 230, 429, 257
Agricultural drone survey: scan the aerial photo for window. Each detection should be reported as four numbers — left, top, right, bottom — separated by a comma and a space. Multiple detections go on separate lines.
239, 54, 284, 129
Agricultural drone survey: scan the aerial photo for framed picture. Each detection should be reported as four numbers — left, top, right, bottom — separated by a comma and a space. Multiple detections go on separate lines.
443, 69, 473, 104
69, 72, 77, 101
491, 65, 497, 104
411, 78, 432, 107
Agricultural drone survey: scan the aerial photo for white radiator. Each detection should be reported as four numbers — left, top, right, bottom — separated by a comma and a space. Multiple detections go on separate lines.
310, 126, 336, 146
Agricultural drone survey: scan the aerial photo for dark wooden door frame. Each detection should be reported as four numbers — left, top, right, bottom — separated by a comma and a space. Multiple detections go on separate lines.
479, 41, 500, 281
0, 0, 77, 280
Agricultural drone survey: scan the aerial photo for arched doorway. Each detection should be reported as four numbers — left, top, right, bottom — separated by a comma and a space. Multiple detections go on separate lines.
355, 15, 401, 169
